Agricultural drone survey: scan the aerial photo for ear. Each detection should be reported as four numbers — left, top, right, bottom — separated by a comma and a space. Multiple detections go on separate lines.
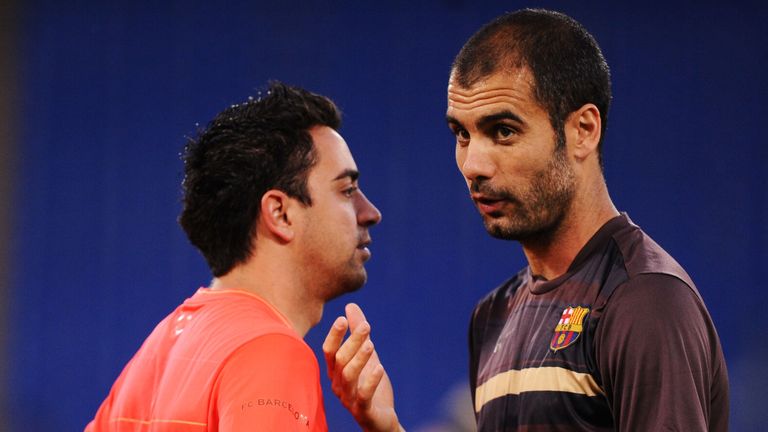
566, 103, 601, 161
259, 190, 295, 243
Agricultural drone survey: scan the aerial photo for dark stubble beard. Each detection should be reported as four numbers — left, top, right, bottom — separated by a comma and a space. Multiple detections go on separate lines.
320, 234, 369, 301
474, 140, 576, 244
321, 265, 367, 302
331, 266, 367, 299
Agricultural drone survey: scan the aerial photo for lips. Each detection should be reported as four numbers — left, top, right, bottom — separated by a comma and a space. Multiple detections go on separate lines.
357, 235, 371, 249
472, 194, 506, 214
357, 236, 372, 260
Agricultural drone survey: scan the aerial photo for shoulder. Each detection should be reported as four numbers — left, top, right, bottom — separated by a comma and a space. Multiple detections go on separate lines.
216, 333, 321, 395
596, 272, 721, 362
473, 269, 527, 322
188, 291, 301, 356
150, 292, 312, 389
595, 272, 723, 374
604, 273, 707, 324
241, 332, 315, 358
593, 275, 728, 429
228, 333, 317, 369
598, 217, 711, 323
611, 221, 695, 288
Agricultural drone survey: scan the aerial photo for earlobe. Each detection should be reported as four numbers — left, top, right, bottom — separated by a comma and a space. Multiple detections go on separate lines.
570, 104, 601, 160
260, 191, 295, 243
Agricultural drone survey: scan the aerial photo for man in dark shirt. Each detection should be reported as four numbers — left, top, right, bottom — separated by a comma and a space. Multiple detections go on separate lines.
325, 8, 728, 431
444, 8, 729, 431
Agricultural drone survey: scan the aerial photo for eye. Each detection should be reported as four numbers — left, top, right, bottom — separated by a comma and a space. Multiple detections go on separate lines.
342, 186, 359, 197
452, 127, 470, 146
495, 125, 516, 141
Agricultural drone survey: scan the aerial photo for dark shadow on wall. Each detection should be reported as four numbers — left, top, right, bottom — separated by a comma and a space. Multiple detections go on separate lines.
0, 0, 18, 429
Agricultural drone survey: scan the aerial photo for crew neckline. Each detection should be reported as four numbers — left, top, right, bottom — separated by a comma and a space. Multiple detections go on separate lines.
527, 213, 631, 295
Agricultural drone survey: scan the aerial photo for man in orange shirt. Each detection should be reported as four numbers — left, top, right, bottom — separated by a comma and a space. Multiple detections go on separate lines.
87, 82, 404, 432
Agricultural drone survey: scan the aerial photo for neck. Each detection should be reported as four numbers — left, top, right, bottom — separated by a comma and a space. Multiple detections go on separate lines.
522, 178, 618, 280
209, 249, 324, 337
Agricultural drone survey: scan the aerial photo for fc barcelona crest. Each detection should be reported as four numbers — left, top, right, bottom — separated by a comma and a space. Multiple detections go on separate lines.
550, 306, 590, 352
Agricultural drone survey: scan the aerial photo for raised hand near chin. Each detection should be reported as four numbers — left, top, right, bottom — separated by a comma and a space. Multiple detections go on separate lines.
322, 303, 405, 432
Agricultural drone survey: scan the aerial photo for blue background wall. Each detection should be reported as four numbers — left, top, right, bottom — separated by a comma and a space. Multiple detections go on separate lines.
8, 1, 767, 430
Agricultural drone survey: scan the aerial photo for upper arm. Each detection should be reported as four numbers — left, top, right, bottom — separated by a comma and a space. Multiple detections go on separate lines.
213, 333, 327, 432
595, 273, 728, 431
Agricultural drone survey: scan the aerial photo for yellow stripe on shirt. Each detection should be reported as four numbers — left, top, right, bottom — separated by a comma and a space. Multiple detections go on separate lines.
111, 417, 207, 427
475, 367, 605, 413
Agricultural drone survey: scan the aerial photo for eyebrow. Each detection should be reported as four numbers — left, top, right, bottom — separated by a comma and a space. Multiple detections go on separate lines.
445, 114, 462, 127
333, 169, 359, 182
478, 110, 524, 128
446, 109, 524, 129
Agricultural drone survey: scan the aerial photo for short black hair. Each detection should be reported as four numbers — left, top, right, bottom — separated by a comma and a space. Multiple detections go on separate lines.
452, 9, 611, 165
179, 81, 341, 277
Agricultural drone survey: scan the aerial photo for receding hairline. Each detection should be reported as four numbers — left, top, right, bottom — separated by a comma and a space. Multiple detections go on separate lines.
449, 63, 534, 89
450, 20, 530, 87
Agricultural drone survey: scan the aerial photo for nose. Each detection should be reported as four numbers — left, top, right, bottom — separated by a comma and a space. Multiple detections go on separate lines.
356, 191, 382, 227
457, 140, 495, 182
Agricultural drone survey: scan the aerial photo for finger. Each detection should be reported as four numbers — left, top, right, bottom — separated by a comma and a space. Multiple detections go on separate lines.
341, 339, 375, 388
345, 303, 368, 331
322, 316, 348, 376
357, 363, 386, 402
334, 320, 370, 371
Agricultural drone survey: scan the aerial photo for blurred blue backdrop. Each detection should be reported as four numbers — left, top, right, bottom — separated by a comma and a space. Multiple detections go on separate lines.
7, 1, 767, 430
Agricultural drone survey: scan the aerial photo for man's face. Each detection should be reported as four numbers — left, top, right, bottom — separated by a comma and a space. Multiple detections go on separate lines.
446, 69, 575, 242
298, 126, 382, 300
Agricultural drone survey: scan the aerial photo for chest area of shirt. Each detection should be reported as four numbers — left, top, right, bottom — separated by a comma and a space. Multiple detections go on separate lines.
473, 289, 610, 430
477, 285, 600, 383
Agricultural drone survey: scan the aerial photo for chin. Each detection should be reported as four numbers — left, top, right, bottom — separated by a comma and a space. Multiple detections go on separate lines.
485, 213, 566, 244
325, 270, 367, 301
483, 217, 523, 241
487, 225, 524, 241
484, 214, 541, 241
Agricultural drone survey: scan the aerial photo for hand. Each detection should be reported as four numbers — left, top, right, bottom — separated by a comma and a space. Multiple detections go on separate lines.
322, 303, 404, 432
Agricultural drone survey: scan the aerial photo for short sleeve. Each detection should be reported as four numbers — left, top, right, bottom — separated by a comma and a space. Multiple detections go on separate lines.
213, 333, 328, 432
595, 273, 729, 431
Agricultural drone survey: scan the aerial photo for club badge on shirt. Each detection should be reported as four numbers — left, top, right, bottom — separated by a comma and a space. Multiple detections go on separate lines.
550, 306, 590, 352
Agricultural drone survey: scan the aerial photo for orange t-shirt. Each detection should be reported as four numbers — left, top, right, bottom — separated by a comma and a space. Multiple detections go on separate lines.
86, 289, 328, 432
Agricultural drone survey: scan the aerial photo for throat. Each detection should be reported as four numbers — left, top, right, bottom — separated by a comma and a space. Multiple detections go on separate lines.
520, 220, 573, 281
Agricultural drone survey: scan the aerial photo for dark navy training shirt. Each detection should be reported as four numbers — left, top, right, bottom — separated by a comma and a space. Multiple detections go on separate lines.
469, 213, 729, 431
